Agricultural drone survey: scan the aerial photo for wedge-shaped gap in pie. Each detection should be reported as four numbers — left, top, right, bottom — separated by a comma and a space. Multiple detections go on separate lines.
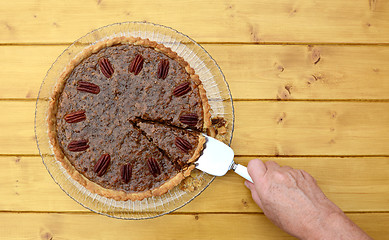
135, 120, 206, 170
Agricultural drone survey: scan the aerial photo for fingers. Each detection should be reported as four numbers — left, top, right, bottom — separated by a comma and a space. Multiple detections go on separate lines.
245, 180, 264, 209
296, 169, 306, 179
264, 160, 280, 170
268, 163, 306, 181
301, 169, 316, 184
244, 180, 253, 189
281, 165, 294, 172
247, 159, 267, 183
247, 159, 268, 208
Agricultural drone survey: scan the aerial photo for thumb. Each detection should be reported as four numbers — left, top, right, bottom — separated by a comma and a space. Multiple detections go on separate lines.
247, 159, 267, 184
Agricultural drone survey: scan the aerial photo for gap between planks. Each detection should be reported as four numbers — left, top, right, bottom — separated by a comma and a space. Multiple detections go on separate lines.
3, 98, 389, 102
3, 154, 389, 158
1, 42, 389, 46
0, 210, 387, 215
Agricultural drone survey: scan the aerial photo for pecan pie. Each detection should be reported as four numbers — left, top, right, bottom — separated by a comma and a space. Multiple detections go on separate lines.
47, 36, 211, 201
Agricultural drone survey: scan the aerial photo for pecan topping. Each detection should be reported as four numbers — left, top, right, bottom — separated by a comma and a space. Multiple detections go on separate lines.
121, 164, 132, 183
212, 117, 227, 128
68, 139, 89, 152
94, 154, 111, 177
175, 137, 193, 153
179, 113, 198, 126
147, 157, 161, 177
64, 110, 86, 123
129, 54, 144, 75
173, 82, 191, 97
98, 57, 114, 78
157, 59, 169, 79
77, 81, 100, 94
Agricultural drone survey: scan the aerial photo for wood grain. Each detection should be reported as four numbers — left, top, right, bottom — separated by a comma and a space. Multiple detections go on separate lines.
0, 102, 36, 155
0, 212, 386, 240
233, 101, 389, 156
1, 44, 389, 100
2, 0, 389, 239
1, 156, 388, 213
211, 45, 389, 100
4, 101, 388, 155
0, 0, 388, 44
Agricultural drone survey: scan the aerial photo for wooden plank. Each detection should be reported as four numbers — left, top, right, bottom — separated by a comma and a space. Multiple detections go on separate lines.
2, 101, 389, 155
1, 156, 388, 213
1, 0, 389, 44
2, 45, 389, 100
0, 102, 36, 155
0, 212, 386, 240
211, 45, 389, 100
233, 101, 389, 156
0, 46, 65, 99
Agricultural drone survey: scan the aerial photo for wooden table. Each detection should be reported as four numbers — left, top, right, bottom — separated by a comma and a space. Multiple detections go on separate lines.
1, 0, 389, 239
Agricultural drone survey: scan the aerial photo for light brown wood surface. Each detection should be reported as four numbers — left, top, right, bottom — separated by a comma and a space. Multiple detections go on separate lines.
1, 0, 388, 43
1, 45, 389, 100
2, 101, 389, 155
1, 212, 388, 240
1, 0, 389, 239
1, 156, 389, 213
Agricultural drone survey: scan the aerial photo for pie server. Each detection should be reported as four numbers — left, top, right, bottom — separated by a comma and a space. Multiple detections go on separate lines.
195, 135, 253, 182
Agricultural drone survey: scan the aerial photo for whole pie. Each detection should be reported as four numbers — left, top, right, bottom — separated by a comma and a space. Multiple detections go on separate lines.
47, 36, 213, 201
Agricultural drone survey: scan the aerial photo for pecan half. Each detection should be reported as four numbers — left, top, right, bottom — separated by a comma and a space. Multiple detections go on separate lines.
129, 54, 144, 75
77, 81, 100, 94
179, 113, 198, 126
64, 110, 86, 123
211, 117, 227, 128
68, 139, 89, 152
121, 164, 132, 183
175, 137, 193, 153
98, 57, 114, 78
147, 157, 161, 177
157, 59, 169, 79
173, 82, 191, 97
94, 154, 111, 177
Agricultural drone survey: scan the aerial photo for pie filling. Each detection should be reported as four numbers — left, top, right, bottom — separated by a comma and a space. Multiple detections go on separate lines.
51, 37, 211, 200
135, 120, 201, 167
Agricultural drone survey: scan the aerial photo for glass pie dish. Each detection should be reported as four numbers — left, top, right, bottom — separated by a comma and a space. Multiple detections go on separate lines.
35, 21, 234, 219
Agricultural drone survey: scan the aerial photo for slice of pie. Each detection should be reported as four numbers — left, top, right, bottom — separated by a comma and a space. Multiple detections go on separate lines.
47, 36, 213, 201
136, 121, 205, 168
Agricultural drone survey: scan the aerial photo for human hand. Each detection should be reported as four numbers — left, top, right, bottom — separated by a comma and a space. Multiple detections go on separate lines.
245, 159, 372, 240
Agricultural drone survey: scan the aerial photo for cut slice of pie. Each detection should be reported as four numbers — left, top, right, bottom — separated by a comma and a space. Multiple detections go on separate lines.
136, 121, 206, 168
47, 36, 214, 201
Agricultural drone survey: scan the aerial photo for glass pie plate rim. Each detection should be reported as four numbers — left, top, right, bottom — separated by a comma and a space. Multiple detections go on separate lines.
34, 21, 235, 220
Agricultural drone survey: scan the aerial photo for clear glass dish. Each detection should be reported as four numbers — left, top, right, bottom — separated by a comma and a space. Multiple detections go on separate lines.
35, 21, 234, 219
